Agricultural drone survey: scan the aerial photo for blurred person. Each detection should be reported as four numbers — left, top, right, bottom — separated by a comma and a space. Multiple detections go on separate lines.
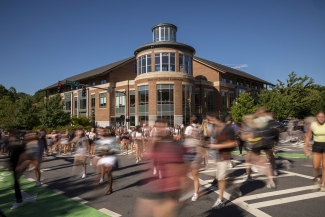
173, 125, 181, 141
60, 130, 69, 155
183, 116, 204, 202
241, 109, 277, 189
46, 132, 53, 155
133, 126, 143, 163
236, 123, 245, 156
68, 129, 76, 154
87, 128, 97, 165
70, 129, 89, 179
134, 119, 187, 217
121, 128, 130, 155
94, 127, 119, 194
16, 132, 43, 187
51, 130, 60, 153
209, 116, 241, 209
8, 131, 26, 209
0, 131, 9, 156
304, 110, 325, 192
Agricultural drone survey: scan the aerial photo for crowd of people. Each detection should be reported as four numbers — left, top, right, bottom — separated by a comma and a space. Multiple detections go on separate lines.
1, 108, 324, 216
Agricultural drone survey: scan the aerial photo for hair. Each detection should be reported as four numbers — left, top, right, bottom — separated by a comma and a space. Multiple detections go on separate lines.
225, 116, 232, 123
316, 110, 325, 116
190, 116, 198, 124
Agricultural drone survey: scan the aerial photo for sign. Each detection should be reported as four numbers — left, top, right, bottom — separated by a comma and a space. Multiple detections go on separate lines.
65, 80, 80, 86
147, 78, 184, 82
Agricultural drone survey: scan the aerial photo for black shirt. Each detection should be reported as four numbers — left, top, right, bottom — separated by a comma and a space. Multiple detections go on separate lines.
219, 124, 236, 153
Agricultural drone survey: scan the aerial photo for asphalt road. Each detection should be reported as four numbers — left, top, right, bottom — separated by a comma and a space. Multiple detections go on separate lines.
0, 141, 324, 217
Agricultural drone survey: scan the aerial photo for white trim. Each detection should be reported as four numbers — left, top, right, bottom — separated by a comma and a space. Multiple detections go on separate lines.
137, 83, 148, 86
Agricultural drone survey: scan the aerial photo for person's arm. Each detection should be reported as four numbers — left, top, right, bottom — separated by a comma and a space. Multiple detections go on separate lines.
209, 140, 237, 149
304, 124, 312, 155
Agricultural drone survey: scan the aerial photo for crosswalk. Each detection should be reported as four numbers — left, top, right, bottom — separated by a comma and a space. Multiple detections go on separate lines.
193, 160, 325, 217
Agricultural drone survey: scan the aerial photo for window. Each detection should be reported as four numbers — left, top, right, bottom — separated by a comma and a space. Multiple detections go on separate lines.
65, 101, 71, 110
222, 91, 228, 112
80, 99, 86, 110
183, 85, 192, 125
230, 92, 235, 107
138, 54, 151, 74
115, 92, 126, 116
241, 79, 244, 86
74, 97, 77, 115
153, 26, 176, 42
205, 90, 214, 112
236, 79, 240, 86
155, 53, 175, 72
99, 93, 106, 108
138, 85, 148, 118
229, 77, 233, 84
246, 81, 250, 88
179, 54, 192, 74
92, 81, 96, 86
222, 76, 227, 83
157, 84, 174, 126
195, 88, 201, 116
238, 88, 246, 95
100, 78, 106, 84
129, 90, 135, 115
91, 94, 95, 108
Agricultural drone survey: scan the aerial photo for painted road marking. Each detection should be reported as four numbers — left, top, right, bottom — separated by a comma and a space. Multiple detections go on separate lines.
250, 192, 325, 208
72, 196, 88, 204
98, 208, 122, 217
52, 189, 64, 194
237, 185, 319, 201
279, 170, 314, 179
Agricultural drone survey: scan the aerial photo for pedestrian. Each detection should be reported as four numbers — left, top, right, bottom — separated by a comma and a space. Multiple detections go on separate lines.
304, 110, 325, 192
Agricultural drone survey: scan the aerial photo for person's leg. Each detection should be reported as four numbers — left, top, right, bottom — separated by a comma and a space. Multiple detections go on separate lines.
82, 156, 87, 177
105, 167, 113, 194
312, 152, 322, 180
135, 143, 139, 162
191, 167, 199, 194
322, 153, 325, 186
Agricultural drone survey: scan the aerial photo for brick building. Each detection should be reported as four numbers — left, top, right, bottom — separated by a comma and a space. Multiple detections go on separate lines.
43, 23, 273, 127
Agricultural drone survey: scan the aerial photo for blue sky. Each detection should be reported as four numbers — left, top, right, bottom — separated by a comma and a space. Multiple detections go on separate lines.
0, 0, 324, 95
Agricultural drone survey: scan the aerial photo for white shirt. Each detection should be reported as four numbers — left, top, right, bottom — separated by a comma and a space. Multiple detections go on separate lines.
185, 124, 201, 136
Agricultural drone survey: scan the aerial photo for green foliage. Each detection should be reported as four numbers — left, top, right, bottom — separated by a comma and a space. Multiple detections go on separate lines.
15, 96, 40, 129
38, 94, 71, 128
0, 96, 16, 128
71, 115, 91, 127
229, 92, 257, 122
258, 72, 325, 120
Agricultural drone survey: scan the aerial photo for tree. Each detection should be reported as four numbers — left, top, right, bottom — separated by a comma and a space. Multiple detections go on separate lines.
71, 115, 91, 127
38, 94, 71, 129
258, 72, 325, 119
229, 92, 257, 122
0, 96, 17, 128
15, 96, 40, 129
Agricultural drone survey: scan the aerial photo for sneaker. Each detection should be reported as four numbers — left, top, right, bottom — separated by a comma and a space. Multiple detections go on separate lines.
212, 199, 224, 209
158, 170, 162, 179
266, 180, 276, 189
11, 202, 23, 210
313, 177, 321, 191
251, 165, 258, 173
26, 166, 35, 172
35, 181, 41, 187
81, 174, 87, 179
273, 170, 278, 176
153, 167, 157, 175
243, 174, 254, 182
99, 178, 104, 184
136, 159, 139, 163
320, 185, 325, 192
228, 162, 233, 168
191, 193, 198, 201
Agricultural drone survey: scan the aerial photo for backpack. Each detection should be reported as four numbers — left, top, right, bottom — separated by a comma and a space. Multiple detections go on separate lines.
255, 120, 279, 147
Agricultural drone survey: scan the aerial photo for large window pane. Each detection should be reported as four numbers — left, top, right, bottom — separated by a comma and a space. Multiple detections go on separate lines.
155, 53, 175, 72
100, 93, 106, 108
179, 54, 192, 74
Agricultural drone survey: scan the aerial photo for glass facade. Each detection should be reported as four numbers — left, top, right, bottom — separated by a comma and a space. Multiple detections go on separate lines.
182, 85, 192, 126
222, 91, 228, 112
155, 53, 175, 72
80, 99, 86, 110
138, 54, 152, 74
138, 85, 148, 123
91, 94, 95, 108
115, 92, 126, 116
153, 26, 176, 42
179, 54, 192, 74
99, 93, 106, 108
195, 88, 201, 117
157, 84, 174, 126
230, 92, 235, 107
205, 90, 214, 113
